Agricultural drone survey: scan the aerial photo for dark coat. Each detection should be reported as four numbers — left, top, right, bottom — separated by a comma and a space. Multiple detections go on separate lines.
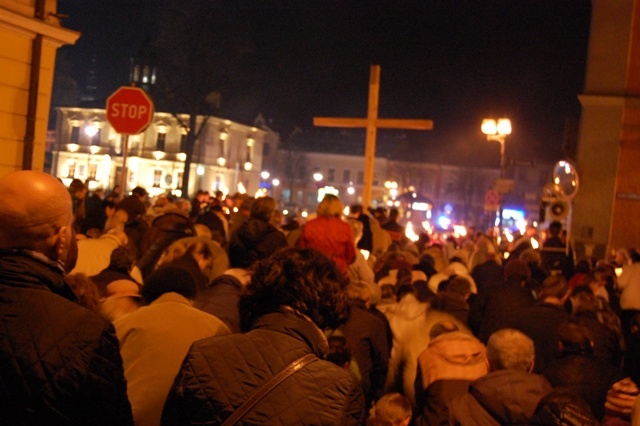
336, 299, 390, 407
0, 251, 133, 425
542, 353, 623, 421
449, 369, 551, 426
510, 302, 570, 373
194, 274, 243, 333
575, 312, 623, 367
162, 311, 366, 425
228, 218, 287, 268
471, 260, 503, 295
468, 280, 536, 343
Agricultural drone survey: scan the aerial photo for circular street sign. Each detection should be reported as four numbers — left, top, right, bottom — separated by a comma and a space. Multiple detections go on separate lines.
106, 86, 155, 135
485, 189, 500, 205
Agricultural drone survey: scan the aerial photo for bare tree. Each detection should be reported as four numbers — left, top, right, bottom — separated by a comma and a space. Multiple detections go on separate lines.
148, 0, 254, 197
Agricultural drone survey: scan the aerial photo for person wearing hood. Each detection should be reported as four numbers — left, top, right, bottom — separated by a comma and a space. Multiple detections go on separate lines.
448, 328, 551, 425
414, 322, 488, 425
228, 196, 287, 269
383, 284, 467, 407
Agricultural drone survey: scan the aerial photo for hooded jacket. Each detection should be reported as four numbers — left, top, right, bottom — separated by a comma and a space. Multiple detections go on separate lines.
449, 369, 551, 425
0, 250, 133, 425
228, 217, 287, 268
417, 332, 487, 390
161, 310, 366, 425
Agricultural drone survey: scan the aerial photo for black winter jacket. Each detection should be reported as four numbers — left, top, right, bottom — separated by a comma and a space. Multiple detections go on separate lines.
162, 310, 366, 425
0, 250, 133, 425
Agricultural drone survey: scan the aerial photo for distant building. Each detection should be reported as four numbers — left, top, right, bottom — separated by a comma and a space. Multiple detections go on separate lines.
51, 107, 267, 198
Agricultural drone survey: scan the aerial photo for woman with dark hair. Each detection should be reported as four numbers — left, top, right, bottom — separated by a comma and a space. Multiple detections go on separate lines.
162, 247, 366, 425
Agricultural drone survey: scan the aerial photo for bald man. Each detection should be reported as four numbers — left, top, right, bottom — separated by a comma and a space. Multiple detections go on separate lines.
0, 171, 133, 425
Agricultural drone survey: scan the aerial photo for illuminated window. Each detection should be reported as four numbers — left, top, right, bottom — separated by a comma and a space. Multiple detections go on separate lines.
67, 161, 76, 178
153, 169, 162, 187
88, 163, 97, 180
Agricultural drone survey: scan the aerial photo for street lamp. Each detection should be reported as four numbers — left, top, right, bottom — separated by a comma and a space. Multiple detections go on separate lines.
482, 118, 511, 229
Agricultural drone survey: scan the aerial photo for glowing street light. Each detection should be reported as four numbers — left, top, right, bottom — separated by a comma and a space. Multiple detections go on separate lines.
261, 171, 270, 180
313, 172, 323, 182
482, 117, 512, 229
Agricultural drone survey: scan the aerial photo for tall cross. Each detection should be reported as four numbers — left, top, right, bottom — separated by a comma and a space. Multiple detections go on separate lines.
314, 65, 433, 208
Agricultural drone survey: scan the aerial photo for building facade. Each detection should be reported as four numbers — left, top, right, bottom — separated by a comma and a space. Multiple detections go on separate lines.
52, 107, 267, 198
0, 0, 79, 176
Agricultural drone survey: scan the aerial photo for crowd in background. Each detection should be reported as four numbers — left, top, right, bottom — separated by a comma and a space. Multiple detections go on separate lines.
3, 172, 640, 425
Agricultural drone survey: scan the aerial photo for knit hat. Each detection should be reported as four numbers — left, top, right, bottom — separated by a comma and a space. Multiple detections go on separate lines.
142, 261, 200, 304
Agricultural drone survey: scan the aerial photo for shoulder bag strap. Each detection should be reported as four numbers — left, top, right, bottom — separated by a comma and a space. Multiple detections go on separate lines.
220, 353, 319, 426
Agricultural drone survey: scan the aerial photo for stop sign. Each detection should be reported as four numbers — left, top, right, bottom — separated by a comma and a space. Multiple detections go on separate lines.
106, 86, 155, 135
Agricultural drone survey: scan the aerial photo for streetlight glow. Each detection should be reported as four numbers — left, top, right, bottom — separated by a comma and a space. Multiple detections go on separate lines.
313, 172, 323, 182
261, 171, 270, 180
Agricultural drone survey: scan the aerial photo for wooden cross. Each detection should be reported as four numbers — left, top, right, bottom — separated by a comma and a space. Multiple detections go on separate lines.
314, 65, 433, 208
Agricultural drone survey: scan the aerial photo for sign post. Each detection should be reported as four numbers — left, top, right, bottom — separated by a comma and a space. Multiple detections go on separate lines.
105, 86, 155, 198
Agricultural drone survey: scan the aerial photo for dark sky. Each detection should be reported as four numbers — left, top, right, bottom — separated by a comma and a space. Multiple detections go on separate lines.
55, 0, 592, 167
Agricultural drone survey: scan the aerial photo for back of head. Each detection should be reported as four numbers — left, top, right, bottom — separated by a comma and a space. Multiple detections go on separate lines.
533, 389, 599, 426
316, 194, 343, 218
538, 275, 569, 301
142, 262, 199, 304
250, 196, 276, 221
504, 259, 531, 283
350, 204, 363, 215
548, 221, 562, 237
239, 247, 349, 331
446, 276, 472, 297
107, 245, 136, 273
0, 171, 73, 258
519, 248, 541, 267
557, 318, 594, 355
486, 328, 535, 372
570, 290, 599, 316
159, 237, 213, 289
429, 321, 460, 340
345, 280, 374, 304
369, 392, 412, 426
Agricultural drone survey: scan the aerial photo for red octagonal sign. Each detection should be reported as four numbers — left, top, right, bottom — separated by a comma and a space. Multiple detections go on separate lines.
106, 86, 155, 135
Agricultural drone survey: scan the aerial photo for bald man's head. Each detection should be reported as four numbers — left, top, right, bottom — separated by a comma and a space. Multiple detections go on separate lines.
0, 171, 74, 262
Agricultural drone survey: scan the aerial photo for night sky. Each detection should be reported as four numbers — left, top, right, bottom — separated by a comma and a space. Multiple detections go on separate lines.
55, 0, 592, 168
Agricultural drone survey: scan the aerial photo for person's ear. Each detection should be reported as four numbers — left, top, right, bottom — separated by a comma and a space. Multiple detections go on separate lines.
55, 225, 68, 262
485, 357, 492, 372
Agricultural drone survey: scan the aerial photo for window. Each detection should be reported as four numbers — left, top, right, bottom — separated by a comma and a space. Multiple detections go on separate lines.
180, 133, 188, 153
70, 126, 80, 143
356, 171, 364, 185
156, 132, 166, 152
153, 169, 162, 187
343, 170, 351, 183
88, 163, 97, 180
327, 168, 335, 182
67, 161, 76, 178
263, 142, 270, 157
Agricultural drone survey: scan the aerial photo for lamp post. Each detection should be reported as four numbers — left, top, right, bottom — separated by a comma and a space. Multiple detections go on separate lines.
481, 118, 511, 230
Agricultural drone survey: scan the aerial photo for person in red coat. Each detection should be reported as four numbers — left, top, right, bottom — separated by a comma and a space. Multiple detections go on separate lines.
298, 194, 356, 276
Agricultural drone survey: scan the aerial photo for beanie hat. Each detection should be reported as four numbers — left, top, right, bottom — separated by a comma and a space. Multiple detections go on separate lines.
142, 262, 199, 304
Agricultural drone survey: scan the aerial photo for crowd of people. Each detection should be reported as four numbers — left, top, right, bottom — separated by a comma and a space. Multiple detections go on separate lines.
2, 171, 640, 425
